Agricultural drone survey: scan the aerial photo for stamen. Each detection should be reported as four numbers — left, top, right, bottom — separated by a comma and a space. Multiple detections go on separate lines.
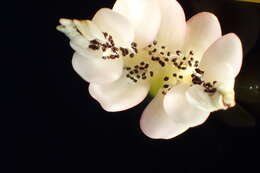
103, 32, 108, 38
162, 91, 167, 95
129, 53, 135, 58
88, 44, 100, 50
195, 68, 204, 74
176, 50, 182, 56
159, 60, 165, 67
89, 36, 219, 95
164, 76, 169, 81
188, 61, 192, 67
163, 84, 169, 88
131, 42, 137, 48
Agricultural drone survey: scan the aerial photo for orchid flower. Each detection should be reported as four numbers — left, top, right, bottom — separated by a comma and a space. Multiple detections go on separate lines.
57, 0, 243, 139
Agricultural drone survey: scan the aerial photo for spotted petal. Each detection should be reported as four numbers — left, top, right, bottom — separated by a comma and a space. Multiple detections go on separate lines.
72, 19, 105, 41
202, 62, 235, 90
89, 76, 150, 112
183, 12, 222, 60
72, 53, 123, 84
113, 0, 161, 48
156, 0, 186, 51
57, 19, 104, 58
163, 84, 210, 127
185, 85, 222, 112
140, 93, 189, 139
92, 8, 135, 47
70, 38, 102, 58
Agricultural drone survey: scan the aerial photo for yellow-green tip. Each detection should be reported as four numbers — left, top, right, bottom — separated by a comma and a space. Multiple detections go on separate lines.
237, 0, 260, 3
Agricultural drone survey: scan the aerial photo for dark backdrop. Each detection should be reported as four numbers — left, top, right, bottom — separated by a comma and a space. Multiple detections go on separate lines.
4, 0, 260, 172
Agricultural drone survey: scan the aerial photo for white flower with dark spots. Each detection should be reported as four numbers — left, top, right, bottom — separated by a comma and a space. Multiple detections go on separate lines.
57, 0, 243, 139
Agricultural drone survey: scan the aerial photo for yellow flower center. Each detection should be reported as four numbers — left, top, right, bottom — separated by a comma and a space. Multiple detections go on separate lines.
88, 32, 218, 97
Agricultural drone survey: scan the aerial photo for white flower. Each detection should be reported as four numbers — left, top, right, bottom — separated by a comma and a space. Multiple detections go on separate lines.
57, 0, 243, 139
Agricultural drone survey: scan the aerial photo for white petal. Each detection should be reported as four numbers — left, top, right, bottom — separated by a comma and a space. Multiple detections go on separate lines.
202, 62, 235, 90
185, 85, 218, 112
58, 19, 105, 58
163, 84, 210, 127
140, 94, 189, 139
57, 18, 81, 39
72, 53, 123, 84
88, 76, 150, 112
65, 20, 104, 58
113, 0, 161, 48
73, 19, 105, 41
183, 12, 222, 59
156, 0, 186, 50
199, 33, 243, 77
92, 8, 135, 47
70, 39, 102, 58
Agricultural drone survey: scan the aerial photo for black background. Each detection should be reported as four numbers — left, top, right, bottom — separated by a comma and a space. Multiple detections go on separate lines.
4, 0, 260, 172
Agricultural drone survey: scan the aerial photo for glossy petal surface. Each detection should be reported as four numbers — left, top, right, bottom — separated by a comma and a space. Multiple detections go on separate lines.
72, 53, 123, 84
156, 0, 186, 50
164, 84, 210, 127
113, 0, 161, 48
186, 85, 220, 112
140, 94, 189, 139
183, 12, 222, 59
199, 33, 243, 77
89, 77, 150, 112
93, 8, 135, 47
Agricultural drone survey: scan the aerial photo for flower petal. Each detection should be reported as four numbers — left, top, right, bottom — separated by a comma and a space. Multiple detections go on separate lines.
186, 85, 220, 112
163, 84, 210, 127
113, 0, 161, 48
70, 39, 103, 58
202, 62, 235, 90
199, 33, 243, 77
183, 12, 222, 59
59, 20, 105, 58
73, 19, 105, 41
156, 0, 186, 50
72, 53, 123, 84
140, 94, 189, 139
92, 8, 135, 47
88, 76, 150, 112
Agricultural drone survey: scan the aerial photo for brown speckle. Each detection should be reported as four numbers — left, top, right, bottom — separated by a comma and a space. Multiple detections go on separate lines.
164, 76, 169, 81
163, 84, 169, 88
129, 53, 135, 58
